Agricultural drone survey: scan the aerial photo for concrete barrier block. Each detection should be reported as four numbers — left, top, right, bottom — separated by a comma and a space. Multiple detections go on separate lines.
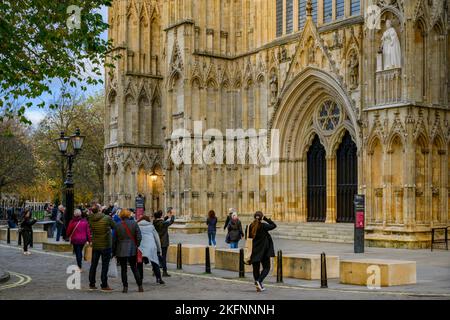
340, 259, 416, 286
167, 244, 215, 265
272, 253, 339, 280
43, 240, 73, 252
0, 228, 47, 243
214, 248, 254, 272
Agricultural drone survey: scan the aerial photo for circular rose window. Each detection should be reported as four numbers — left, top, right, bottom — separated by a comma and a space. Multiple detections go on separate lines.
317, 100, 341, 132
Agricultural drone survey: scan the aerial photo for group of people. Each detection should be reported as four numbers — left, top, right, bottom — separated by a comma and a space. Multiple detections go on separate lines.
206, 208, 277, 292
18, 201, 277, 293
52, 202, 176, 293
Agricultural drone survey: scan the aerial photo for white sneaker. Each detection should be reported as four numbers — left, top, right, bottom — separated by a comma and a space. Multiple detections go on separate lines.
255, 281, 264, 292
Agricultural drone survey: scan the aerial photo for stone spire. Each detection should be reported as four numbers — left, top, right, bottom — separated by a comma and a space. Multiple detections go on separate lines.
306, 0, 312, 17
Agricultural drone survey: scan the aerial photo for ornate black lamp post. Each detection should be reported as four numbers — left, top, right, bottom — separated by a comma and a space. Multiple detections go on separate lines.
55, 128, 84, 233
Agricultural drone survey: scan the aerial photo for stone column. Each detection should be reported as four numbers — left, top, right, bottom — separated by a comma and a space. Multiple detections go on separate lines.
325, 155, 337, 223
298, 158, 307, 222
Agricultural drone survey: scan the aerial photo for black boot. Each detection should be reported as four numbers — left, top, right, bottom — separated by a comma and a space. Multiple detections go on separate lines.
157, 278, 165, 284
162, 271, 171, 277
122, 286, 128, 293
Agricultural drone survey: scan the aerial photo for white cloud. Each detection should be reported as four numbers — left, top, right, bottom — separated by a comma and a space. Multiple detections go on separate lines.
25, 109, 46, 126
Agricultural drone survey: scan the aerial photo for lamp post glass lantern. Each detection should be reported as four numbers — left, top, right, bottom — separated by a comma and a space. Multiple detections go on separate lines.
55, 128, 84, 237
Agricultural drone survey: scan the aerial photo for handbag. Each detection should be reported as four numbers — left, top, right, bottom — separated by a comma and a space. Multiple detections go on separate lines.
121, 221, 142, 263
243, 225, 253, 265
68, 221, 81, 242
108, 258, 118, 278
83, 243, 92, 262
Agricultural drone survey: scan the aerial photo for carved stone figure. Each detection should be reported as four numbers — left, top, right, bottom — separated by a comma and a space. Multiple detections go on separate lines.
348, 51, 359, 89
270, 73, 278, 105
380, 19, 402, 69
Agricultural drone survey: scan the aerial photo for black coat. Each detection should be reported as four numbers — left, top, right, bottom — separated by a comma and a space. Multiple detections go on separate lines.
20, 218, 37, 232
227, 219, 243, 242
154, 215, 175, 247
249, 217, 276, 263
112, 219, 142, 258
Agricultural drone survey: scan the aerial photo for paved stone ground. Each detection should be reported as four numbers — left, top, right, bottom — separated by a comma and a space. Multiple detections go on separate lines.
0, 232, 449, 300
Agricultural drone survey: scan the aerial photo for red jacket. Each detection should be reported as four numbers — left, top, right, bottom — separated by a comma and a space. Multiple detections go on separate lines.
66, 217, 91, 245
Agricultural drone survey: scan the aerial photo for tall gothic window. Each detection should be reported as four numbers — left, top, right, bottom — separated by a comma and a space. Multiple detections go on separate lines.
276, 0, 283, 37
298, 0, 306, 30
311, 0, 318, 24
286, 0, 293, 34
336, 0, 345, 20
351, 0, 360, 16
324, 0, 332, 23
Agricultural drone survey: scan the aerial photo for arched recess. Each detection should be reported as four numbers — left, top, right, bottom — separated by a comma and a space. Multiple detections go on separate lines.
125, 94, 137, 144
113, 164, 119, 199
191, 78, 202, 123
139, 12, 150, 73
415, 134, 428, 224
138, 94, 150, 145
431, 135, 445, 223
256, 75, 267, 129
150, 14, 161, 74
269, 67, 359, 223
108, 90, 118, 144
137, 165, 147, 195
152, 95, 163, 146
430, 23, 445, 104
307, 134, 326, 222
414, 19, 427, 102
388, 134, 404, 225
336, 131, 358, 223
150, 163, 164, 212
206, 79, 217, 129
245, 79, 255, 129
271, 67, 360, 155
368, 136, 384, 223
127, 8, 138, 72
220, 81, 232, 132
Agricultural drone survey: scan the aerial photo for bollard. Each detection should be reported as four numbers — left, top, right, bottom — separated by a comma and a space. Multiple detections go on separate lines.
205, 246, 211, 274
276, 250, 283, 283
320, 252, 328, 288
18, 229, 22, 246
7, 227, 10, 244
176, 243, 182, 270
239, 248, 245, 278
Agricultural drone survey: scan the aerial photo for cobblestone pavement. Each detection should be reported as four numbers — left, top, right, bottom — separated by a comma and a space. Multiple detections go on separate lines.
0, 235, 449, 300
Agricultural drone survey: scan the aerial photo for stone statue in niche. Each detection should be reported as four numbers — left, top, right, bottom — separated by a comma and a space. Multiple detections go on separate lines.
308, 45, 315, 64
270, 73, 278, 105
348, 51, 359, 89
379, 19, 402, 69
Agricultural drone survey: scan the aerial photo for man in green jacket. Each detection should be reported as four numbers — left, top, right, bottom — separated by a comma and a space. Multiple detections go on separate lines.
88, 206, 115, 291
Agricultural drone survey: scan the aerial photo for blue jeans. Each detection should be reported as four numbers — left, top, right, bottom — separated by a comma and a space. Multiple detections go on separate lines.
7, 221, 17, 228
89, 248, 112, 289
73, 244, 84, 268
56, 223, 63, 242
229, 241, 239, 249
208, 231, 216, 246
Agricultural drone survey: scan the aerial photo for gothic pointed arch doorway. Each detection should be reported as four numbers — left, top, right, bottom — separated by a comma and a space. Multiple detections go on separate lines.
336, 131, 358, 222
307, 135, 327, 222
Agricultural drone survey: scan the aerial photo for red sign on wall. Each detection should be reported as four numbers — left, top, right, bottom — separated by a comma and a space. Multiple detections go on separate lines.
355, 211, 364, 228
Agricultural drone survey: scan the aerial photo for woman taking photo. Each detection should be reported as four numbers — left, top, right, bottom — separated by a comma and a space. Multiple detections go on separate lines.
66, 209, 91, 272
248, 211, 276, 292
206, 210, 217, 247
113, 209, 143, 293
20, 209, 36, 255
137, 214, 165, 284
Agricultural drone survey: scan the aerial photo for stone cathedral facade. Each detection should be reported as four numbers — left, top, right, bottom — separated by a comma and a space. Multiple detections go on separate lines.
104, 0, 450, 248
